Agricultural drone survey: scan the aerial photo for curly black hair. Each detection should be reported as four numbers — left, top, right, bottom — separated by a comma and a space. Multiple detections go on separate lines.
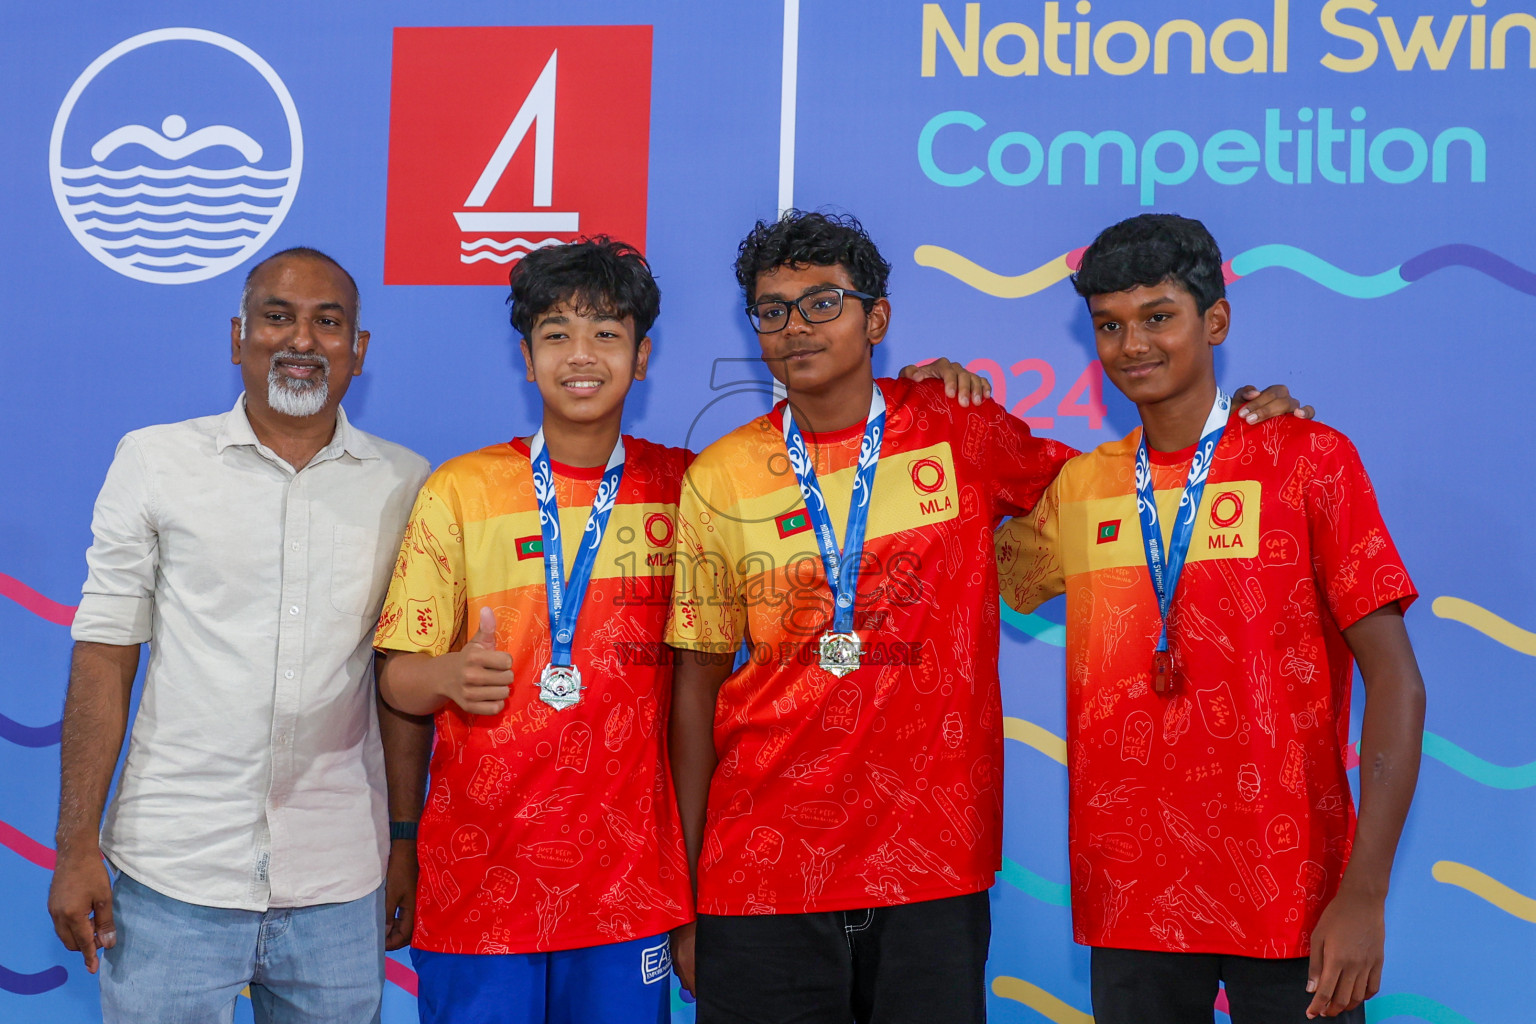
733, 210, 891, 307
1072, 214, 1225, 314
507, 236, 660, 341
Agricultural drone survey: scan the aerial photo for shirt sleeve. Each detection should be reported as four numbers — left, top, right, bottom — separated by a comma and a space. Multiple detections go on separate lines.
665, 459, 743, 654
1305, 433, 1417, 630
995, 474, 1067, 615
72, 434, 158, 645
967, 397, 1078, 520
374, 479, 468, 657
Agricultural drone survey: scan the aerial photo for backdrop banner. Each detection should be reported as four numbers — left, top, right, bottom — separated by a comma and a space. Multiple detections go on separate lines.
2, 3, 1530, 1022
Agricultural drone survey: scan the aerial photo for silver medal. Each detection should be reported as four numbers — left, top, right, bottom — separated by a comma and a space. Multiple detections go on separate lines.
818, 632, 862, 677
539, 663, 582, 710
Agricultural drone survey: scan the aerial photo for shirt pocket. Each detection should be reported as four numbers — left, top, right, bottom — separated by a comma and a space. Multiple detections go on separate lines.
330, 524, 380, 617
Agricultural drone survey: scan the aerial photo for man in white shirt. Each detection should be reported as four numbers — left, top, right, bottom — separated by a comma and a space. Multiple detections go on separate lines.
47, 248, 432, 1023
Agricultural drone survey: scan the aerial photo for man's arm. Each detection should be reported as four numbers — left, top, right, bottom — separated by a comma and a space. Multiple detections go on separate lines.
667, 647, 734, 997
378, 676, 433, 951
1306, 603, 1425, 1019
48, 640, 140, 974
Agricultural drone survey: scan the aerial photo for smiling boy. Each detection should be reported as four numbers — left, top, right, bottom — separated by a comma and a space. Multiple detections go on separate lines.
375, 239, 692, 1024
996, 214, 1425, 1023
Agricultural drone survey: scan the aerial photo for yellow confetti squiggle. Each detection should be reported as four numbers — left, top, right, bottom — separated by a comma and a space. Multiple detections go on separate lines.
1431, 597, 1536, 657
1432, 861, 1536, 923
1004, 717, 1067, 765
992, 976, 1094, 1023
913, 246, 1073, 299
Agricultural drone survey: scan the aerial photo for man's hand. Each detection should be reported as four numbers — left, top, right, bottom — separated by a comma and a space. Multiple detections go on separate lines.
670, 920, 696, 997
1235, 384, 1314, 424
384, 839, 418, 951
442, 608, 513, 715
48, 851, 115, 974
899, 358, 993, 407
1305, 885, 1385, 1018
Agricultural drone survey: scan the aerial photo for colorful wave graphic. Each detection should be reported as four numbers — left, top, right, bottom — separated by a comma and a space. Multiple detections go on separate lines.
917, 242, 1536, 300
1366, 993, 1479, 1024
1003, 716, 1067, 766
1432, 861, 1536, 923
1431, 597, 1536, 657
0, 963, 68, 996
991, 976, 1093, 1024
0, 821, 57, 870
998, 856, 1070, 907
1000, 600, 1066, 647
0, 714, 63, 749
0, 572, 76, 626
1347, 733, 1536, 790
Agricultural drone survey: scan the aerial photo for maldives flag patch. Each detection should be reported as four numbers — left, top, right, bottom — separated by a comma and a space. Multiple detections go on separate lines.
515, 535, 544, 560
1096, 519, 1121, 544
775, 509, 811, 539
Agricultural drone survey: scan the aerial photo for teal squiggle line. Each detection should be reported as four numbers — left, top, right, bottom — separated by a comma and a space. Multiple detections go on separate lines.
1423, 732, 1536, 790
998, 856, 1071, 907
1000, 602, 1066, 647
1365, 993, 1477, 1024
1230, 245, 1408, 298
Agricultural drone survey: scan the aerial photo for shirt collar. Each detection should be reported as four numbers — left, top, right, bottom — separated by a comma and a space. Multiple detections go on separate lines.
216, 394, 380, 462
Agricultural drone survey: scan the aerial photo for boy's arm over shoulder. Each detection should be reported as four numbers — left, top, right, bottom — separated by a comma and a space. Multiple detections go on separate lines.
995, 469, 1068, 615
374, 470, 470, 659
942, 381, 1078, 519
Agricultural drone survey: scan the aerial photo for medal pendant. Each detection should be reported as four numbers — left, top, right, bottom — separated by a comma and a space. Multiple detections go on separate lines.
539, 663, 582, 710
819, 632, 862, 678
1151, 650, 1173, 694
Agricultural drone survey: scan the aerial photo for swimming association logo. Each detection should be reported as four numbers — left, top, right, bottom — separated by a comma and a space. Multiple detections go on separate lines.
384, 26, 652, 285
49, 28, 302, 285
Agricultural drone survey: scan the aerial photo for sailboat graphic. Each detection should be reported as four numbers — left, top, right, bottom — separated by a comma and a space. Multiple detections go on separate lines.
49, 28, 303, 285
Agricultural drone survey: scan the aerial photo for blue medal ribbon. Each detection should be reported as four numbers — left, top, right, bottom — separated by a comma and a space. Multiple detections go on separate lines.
1135, 389, 1231, 661
781, 386, 886, 635
529, 430, 625, 668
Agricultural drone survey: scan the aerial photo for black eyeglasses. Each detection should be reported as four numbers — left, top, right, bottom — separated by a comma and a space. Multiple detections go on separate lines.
745, 288, 875, 333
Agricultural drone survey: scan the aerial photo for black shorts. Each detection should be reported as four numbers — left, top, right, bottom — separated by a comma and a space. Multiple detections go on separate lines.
1090, 946, 1367, 1024
694, 890, 991, 1024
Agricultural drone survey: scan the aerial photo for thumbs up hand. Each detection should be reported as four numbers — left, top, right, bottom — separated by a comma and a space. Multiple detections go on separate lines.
442, 607, 514, 715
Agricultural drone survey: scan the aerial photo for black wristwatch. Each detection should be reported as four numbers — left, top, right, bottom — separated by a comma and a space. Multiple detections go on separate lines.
389, 821, 419, 842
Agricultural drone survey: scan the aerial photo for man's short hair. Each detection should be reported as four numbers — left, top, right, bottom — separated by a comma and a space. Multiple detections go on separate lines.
1072, 214, 1226, 315
238, 246, 362, 347
733, 210, 892, 307
507, 237, 660, 341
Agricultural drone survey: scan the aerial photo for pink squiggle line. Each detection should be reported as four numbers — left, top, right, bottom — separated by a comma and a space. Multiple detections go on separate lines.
0, 821, 57, 871
0, 573, 76, 626
386, 958, 418, 996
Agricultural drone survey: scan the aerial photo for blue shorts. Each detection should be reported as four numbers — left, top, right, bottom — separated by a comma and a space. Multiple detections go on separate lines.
410, 933, 671, 1024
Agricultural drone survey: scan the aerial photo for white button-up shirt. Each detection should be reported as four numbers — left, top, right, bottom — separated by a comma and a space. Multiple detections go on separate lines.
72, 396, 429, 910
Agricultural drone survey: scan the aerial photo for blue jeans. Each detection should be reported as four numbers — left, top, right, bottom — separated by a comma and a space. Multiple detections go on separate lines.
99, 871, 385, 1024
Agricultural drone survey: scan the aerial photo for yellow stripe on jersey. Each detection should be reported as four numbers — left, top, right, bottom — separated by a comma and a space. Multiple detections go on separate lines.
462, 502, 679, 600
715, 442, 960, 573
1060, 480, 1261, 577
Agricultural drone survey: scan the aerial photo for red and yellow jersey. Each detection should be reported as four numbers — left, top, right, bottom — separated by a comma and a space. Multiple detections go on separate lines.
375, 436, 692, 954
668, 377, 1075, 916
997, 412, 1416, 957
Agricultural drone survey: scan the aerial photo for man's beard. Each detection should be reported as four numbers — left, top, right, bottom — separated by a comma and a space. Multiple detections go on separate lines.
266, 351, 331, 417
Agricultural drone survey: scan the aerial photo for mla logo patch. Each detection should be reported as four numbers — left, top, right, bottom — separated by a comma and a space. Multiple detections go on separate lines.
644, 512, 674, 548
49, 28, 303, 284
1209, 490, 1245, 529
775, 509, 812, 539
1096, 519, 1121, 544
384, 26, 653, 284
909, 457, 946, 495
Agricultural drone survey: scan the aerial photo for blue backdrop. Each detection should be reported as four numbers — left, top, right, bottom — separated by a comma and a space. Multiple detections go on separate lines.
2, 3, 1531, 1022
